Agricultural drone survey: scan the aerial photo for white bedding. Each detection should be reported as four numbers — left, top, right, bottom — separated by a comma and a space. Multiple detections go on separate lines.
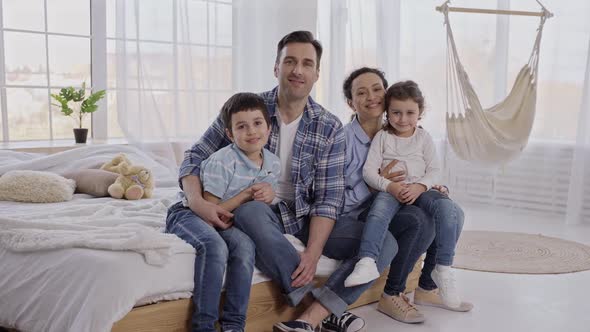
0, 145, 340, 332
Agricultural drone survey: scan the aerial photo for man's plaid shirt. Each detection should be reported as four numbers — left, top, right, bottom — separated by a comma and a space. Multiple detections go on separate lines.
178, 87, 345, 235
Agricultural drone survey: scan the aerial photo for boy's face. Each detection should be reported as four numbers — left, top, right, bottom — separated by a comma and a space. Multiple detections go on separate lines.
226, 109, 271, 155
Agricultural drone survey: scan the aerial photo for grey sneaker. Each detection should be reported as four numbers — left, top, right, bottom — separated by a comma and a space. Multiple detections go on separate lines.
320, 312, 366, 332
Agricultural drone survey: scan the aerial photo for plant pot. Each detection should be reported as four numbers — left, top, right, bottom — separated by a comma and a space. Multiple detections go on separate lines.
73, 128, 89, 144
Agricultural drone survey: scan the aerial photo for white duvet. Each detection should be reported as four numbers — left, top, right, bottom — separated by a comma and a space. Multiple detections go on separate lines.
0, 145, 340, 332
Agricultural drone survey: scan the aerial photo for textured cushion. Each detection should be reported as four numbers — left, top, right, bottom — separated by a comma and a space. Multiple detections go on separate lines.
63, 169, 118, 197
0, 170, 76, 203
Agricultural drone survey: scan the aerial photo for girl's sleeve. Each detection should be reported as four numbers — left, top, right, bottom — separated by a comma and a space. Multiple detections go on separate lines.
362, 130, 390, 192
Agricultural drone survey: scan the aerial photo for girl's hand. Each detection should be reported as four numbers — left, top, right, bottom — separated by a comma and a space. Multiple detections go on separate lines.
251, 182, 275, 204
387, 181, 407, 201
400, 183, 426, 205
432, 184, 449, 195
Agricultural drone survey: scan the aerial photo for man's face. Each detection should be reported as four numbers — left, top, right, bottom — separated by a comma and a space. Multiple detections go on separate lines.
274, 42, 319, 101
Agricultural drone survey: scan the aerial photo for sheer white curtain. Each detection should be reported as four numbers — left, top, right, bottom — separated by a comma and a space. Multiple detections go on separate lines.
567, 39, 590, 224
108, 0, 590, 223
108, 0, 317, 173
108, 0, 234, 173
314, 0, 590, 224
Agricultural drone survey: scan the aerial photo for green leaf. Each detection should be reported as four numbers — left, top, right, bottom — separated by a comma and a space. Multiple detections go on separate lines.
80, 90, 106, 114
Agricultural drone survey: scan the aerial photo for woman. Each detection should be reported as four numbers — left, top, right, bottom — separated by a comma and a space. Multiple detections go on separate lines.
341, 67, 472, 324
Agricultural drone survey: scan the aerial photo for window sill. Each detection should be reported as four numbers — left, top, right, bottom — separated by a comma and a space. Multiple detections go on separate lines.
0, 138, 128, 153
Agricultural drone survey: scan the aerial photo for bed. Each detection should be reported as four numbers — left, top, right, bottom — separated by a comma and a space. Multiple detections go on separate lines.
0, 145, 422, 332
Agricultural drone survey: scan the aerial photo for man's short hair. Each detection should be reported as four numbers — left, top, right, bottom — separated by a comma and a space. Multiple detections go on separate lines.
275, 30, 323, 70
220, 92, 270, 133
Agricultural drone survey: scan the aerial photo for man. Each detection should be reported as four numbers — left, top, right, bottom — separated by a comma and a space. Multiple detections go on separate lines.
179, 31, 396, 332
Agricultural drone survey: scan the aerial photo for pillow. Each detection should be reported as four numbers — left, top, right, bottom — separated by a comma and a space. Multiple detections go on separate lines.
62, 169, 119, 197
0, 170, 76, 203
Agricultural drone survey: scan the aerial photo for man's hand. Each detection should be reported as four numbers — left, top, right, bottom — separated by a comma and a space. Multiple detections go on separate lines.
291, 249, 321, 288
188, 197, 234, 229
400, 183, 426, 205
380, 159, 406, 183
251, 182, 275, 204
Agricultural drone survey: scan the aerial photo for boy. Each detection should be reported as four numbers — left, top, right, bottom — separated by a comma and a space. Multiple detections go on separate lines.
166, 92, 280, 332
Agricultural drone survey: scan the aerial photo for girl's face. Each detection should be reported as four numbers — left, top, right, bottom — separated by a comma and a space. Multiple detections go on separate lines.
348, 73, 386, 121
387, 98, 421, 137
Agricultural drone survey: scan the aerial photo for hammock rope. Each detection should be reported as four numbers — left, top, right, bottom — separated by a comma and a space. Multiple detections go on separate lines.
440, 1, 551, 164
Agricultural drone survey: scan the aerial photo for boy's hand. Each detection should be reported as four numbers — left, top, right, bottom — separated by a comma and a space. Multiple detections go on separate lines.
251, 182, 275, 204
380, 159, 406, 183
400, 183, 426, 205
189, 198, 233, 229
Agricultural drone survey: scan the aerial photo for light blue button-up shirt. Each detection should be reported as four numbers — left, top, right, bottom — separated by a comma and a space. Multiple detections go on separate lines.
179, 143, 280, 205
342, 116, 373, 216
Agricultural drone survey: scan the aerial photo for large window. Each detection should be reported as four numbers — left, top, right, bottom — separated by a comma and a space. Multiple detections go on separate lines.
0, 0, 233, 142
0, 0, 91, 141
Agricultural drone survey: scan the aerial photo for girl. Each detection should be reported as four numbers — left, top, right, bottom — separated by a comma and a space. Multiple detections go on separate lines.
345, 80, 471, 312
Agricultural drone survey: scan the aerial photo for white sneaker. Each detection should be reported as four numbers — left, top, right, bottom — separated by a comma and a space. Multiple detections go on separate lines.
430, 265, 461, 309
344, 257, 380, 287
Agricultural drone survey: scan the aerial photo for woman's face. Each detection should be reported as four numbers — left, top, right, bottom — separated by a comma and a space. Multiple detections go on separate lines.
348, 72, 386, 121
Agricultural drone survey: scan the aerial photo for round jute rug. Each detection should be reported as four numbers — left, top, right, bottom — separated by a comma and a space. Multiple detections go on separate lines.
453, 230, 590, 274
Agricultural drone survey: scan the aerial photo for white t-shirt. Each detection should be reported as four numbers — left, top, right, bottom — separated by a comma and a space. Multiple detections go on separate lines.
362, 127, 441, 192
275, 111, 303, 202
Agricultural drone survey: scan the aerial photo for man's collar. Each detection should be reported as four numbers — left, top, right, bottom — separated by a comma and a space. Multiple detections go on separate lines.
268, 86, 321, 122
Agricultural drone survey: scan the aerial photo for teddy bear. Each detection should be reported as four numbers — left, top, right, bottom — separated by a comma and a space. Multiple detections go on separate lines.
100, 153, 131, 174
101, 154, 154, 200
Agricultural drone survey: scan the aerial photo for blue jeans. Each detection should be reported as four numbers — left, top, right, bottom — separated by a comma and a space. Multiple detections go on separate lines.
413, 190, 465, 290
232, 201, 397, 317
166, 202, 256, 332
358, 192, 402, 260
383, 204, 435, 295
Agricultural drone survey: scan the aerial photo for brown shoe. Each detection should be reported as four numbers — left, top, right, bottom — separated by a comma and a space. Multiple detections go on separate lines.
414, 287, 474, 312
377, 293, 425, 324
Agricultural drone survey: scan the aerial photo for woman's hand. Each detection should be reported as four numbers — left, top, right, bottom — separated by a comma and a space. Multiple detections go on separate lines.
400, 183, 426, 205
380, 160, 406, 183
251, 182, 275, 204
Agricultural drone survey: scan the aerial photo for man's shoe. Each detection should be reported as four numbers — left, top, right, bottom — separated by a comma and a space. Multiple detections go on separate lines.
320, 312, 366, 332
377, 293, 425, 324
430, 265, 462, 308
273, 320, 314, 332
414, 287, 474, 312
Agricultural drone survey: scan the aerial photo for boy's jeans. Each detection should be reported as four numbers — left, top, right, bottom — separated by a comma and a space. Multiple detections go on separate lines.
166, 202, 255, 332
358, 191, 402, 260
413, 190, 465, 290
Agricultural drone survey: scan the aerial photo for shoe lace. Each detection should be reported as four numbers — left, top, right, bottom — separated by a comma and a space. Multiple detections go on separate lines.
394, 294, 419, 313
322, 312, 357, 332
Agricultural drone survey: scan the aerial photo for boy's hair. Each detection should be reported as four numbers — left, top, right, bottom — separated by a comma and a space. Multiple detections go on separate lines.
220, 93, 270, 133
275, 30, 323, 70
342, 67, 388, 101
384, 80, 425, 133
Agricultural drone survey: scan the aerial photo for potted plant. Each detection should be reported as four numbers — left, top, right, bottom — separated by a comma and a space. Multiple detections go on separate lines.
51, 82, 106, 143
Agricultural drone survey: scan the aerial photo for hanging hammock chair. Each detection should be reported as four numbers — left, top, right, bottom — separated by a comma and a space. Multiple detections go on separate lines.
439, 1, 552, 164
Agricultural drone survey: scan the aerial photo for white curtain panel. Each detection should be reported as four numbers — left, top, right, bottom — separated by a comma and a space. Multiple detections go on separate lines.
316, 0, 590, 223
108, 0, 590, 223
567, 38, 590, 224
